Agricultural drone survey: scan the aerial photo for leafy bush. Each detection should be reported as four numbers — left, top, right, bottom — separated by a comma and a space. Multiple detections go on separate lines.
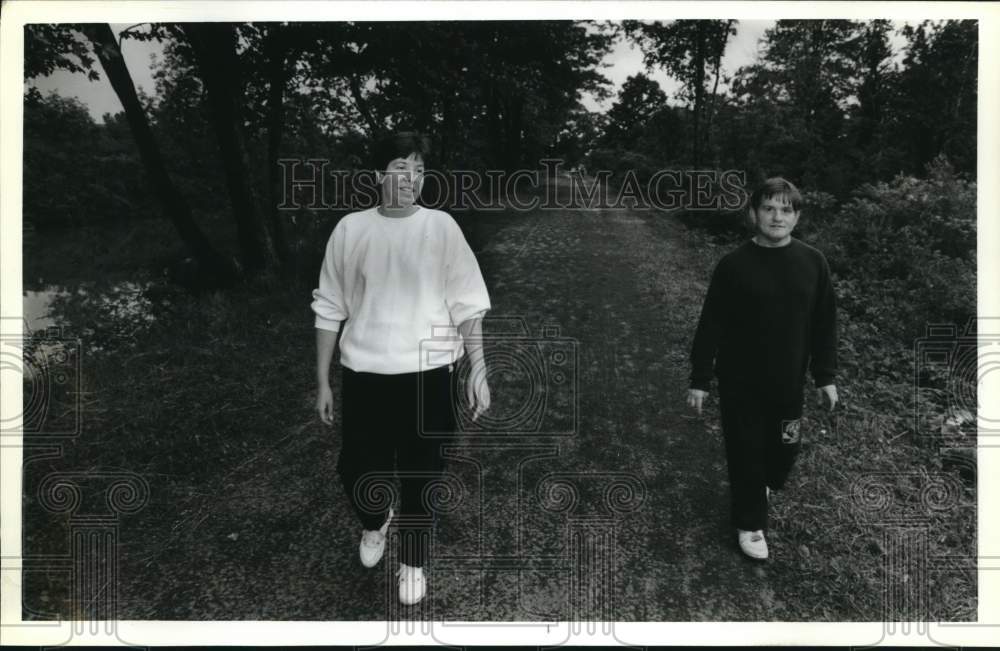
586, 147, 661, 184
23, 90, 153, 228
802, 156, 975, 346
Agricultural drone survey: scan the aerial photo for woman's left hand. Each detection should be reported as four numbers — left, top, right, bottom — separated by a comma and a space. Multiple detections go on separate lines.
466, 372, 491, 421
457, 316, 490, 421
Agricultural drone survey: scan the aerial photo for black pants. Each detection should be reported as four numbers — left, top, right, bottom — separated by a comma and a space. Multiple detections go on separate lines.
337, 364, 456, 567
718, 384, 803, 532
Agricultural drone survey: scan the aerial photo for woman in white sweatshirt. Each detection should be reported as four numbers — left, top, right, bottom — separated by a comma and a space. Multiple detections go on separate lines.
311, 132, 491, 606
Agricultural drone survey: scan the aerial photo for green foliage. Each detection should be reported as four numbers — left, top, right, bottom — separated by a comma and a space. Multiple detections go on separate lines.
622, 19, 737, 165
588, 73, 690, 176
723, 20, 871, 197
22, 90, 152, 228
278, 21, 615, 170
24, 18, 978, 288
718, 19, 976, 198
801, 156, 975, 345
587, 148, 659, 184
624, 20, 737, 105
896, 20, 978, 176
602, 74, 667, 146
550, 107, 607, 167
144, 32, 234, 222
23, 24, 100, 80
602, 19, 975, 204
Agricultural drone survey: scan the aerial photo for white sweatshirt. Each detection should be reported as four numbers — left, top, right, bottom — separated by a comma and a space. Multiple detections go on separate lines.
311, 206, 491, 374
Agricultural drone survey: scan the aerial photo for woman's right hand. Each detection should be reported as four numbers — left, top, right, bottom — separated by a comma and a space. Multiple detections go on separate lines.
316, 383, 334, 426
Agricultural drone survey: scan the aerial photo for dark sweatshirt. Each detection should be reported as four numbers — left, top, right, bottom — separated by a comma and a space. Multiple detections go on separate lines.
690, 237, 837, 401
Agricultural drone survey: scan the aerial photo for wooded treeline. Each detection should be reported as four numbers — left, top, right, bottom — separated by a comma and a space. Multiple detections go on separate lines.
25, 21, 613, 286
596, 19, 976, 196
24, 19, 976, 290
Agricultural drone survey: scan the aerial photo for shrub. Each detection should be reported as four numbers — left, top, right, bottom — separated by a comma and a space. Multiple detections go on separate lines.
23, 91, 152, 228
802, 156, 975, 347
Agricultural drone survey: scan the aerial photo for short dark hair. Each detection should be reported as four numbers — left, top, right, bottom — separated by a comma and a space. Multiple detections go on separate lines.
749, 177, 802, 212
369, 131, 430, 171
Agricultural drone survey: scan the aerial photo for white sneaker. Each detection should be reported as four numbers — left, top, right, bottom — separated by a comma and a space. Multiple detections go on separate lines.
398, 563, 426, 605
358, 508, 393, 568
737, 529, 768, 560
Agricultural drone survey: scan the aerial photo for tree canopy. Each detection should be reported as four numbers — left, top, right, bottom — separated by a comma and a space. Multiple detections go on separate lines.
23, 19, 978, 286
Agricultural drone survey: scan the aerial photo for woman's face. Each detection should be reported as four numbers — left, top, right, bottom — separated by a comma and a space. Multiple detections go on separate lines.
379, 152, 425, 208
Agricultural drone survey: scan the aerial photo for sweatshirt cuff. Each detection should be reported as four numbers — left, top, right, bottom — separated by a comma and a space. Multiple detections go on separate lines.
314, 315, 342, 332
451, 305, 490, 326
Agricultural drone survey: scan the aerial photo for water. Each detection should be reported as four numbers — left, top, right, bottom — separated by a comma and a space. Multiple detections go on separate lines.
12, 281, 161, 433
21, 281, 157, 353
22, 287, 69, 331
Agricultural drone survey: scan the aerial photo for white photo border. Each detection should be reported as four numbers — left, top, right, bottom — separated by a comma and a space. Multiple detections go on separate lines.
2, 1, 998, 646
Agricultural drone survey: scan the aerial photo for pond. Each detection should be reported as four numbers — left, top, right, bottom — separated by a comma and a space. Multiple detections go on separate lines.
14, 281, 168, 433
23, 286, 69, 331
21, 281, 160, 353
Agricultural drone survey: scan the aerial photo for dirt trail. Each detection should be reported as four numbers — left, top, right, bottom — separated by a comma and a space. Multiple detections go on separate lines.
112, 189, 811, 621
455, 198, 790, 621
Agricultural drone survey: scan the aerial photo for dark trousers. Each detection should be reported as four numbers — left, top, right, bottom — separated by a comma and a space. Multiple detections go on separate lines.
718, 384, 803, 532
337, 364, 456, 567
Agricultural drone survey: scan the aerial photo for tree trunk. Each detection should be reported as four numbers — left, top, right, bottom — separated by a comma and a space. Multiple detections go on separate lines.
705, 63, 722, 166
692, 22, 707, 167
704, 21, 733, 167
483, 29, 504, 169
486, 82, 502, 168
264, 24, 291, 270
82, 24, 238, 287
505, 96, 524, 171
183, 22, 278, 277
348, 73, 380, 135
440, 96, 453, 167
